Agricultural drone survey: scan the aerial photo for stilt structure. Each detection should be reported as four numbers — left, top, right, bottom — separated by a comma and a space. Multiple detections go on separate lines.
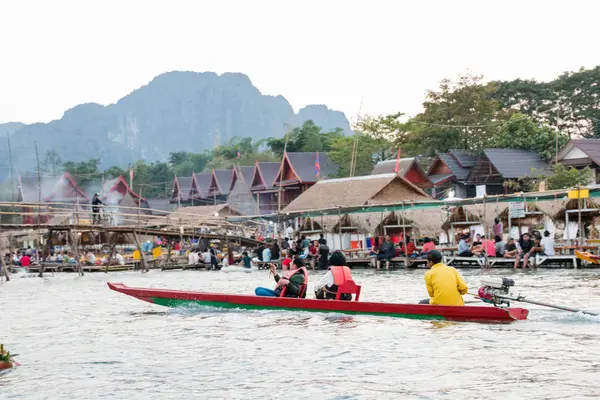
104, 232, 119, 273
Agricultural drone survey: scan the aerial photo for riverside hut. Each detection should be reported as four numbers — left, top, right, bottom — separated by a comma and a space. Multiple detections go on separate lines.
189, 172, 212, 205
282, 173, 431, 214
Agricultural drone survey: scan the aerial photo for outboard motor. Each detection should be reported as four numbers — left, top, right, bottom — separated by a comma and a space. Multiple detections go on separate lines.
478, 278, 515, 307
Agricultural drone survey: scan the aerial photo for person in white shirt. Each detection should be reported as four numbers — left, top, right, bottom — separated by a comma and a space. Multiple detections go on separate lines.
188, 250, 200, 266
115, 252, 125, 265
86, 251, 96, 265
202, 250, 212, 265
540, 230, 555, 256
262, 244, 272, 262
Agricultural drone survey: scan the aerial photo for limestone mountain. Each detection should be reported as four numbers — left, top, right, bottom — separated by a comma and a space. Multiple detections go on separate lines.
2, 71, 351, 175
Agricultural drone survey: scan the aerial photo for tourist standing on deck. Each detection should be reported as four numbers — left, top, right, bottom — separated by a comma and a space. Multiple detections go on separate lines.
420, 250, 468, 306
92, 193, 103, 224
493, 218, 503, 237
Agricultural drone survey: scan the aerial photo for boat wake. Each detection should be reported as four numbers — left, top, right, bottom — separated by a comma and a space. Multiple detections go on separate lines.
528, 309, 600, 324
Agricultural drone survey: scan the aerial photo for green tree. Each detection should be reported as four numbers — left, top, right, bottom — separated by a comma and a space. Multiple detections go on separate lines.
406, 74, 507, 155
104, 166, 127, 179
353, 113, 405, 161
41, 149, 63, 174
546, 164, 594, 190
169, 151, 211, 176
492, 66, 600, 138
267, 121, 343, 157
489, 113, 569, 161
63, 159, 100, 187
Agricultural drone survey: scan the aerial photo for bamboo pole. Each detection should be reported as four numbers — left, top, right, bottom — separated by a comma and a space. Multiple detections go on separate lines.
0, 247, 9, 282
38, 228, 53, 277
105, 232, 118, 273
132, 231, 148, 272
400, 206, 408, 268
68, 231, 84, 276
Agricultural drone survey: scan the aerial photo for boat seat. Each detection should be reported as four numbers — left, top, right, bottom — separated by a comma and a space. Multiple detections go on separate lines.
279, 284, 307, 298
336, 279, 361, 301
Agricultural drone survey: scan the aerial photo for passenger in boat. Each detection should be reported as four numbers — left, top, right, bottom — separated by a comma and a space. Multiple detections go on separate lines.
254, 260, 308, 297
420, 250, 468, 306
314, 251, 353, 300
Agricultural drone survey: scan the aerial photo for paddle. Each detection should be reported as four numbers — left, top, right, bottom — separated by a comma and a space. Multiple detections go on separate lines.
469, 292, 598, 316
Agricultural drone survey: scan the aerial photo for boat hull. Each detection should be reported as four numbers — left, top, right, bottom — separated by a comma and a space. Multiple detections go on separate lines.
107, 283, 528, 323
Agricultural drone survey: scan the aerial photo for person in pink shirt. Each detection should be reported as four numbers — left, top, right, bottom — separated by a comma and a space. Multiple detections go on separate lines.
421, 237, 436, 254
20, 254, 31, 267
481, 235, 496, 257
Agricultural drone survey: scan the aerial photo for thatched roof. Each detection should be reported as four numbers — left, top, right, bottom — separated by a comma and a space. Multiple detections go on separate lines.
441, 206, 480, 231
282, 173, 431, 213
554, 198, 600, 220
147, 204, 242, 227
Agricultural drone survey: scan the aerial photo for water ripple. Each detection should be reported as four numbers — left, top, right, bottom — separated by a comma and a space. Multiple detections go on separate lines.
2, 269, 599, 399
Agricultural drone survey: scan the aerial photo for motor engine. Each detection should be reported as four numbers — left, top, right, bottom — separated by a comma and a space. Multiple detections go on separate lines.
478, 277, 515, 307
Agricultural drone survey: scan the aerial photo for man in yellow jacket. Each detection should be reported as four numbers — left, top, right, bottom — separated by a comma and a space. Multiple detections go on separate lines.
421, 250, 468, 306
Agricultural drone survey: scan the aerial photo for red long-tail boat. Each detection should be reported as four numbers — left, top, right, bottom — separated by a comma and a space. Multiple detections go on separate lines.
107, 282, 529, 323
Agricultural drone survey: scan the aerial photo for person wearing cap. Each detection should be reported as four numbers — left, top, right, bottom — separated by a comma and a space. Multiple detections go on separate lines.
91, 192, 103, 224
420, 250, 468, 306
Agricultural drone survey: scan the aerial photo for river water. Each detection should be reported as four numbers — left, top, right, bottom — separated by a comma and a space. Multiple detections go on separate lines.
2, 268, 600, 399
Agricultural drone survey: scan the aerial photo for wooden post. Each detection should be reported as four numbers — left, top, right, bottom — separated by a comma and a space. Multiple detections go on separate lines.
482, 196, 489, 269
400, 206, 408, 268
0, 249, 10, 282
338, 208, 343, 251
105, 232, 118, 273
132, 231, 148, 272
38, 229, 53, 277
69, 231, 84, 276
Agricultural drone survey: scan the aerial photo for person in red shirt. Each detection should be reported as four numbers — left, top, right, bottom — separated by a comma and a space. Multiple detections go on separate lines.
281, 255, 293, 271
400, 236, 420, 258
307, 240, 318, 270
20, 254, 31, 267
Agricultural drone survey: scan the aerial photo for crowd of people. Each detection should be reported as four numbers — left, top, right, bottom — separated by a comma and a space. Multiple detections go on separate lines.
456, 227, 555, 269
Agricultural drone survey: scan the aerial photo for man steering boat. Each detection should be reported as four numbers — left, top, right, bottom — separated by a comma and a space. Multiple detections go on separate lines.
420, 250, 468, 306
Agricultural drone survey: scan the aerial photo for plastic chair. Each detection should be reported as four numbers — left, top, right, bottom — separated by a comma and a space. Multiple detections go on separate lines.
335, 280, 362, 301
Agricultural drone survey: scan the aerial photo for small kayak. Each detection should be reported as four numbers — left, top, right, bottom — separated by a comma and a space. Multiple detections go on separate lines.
220, 266, 257, 273
107, 282, 528, 323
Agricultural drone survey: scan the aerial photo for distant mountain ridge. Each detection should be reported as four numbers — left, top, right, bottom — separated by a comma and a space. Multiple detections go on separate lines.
0, 71, 351, 175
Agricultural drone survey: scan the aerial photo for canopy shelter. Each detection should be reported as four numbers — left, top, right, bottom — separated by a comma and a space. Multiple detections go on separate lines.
441, 205, 482, 244
552, 198, 600, 241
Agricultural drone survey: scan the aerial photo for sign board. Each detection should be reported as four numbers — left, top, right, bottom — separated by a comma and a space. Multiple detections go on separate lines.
476, 185, 486, 198
508, 202, 526, 219
568, 189, 589, 199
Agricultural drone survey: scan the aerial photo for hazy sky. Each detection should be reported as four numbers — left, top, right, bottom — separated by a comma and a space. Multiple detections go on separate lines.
1, 0, 599, 125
